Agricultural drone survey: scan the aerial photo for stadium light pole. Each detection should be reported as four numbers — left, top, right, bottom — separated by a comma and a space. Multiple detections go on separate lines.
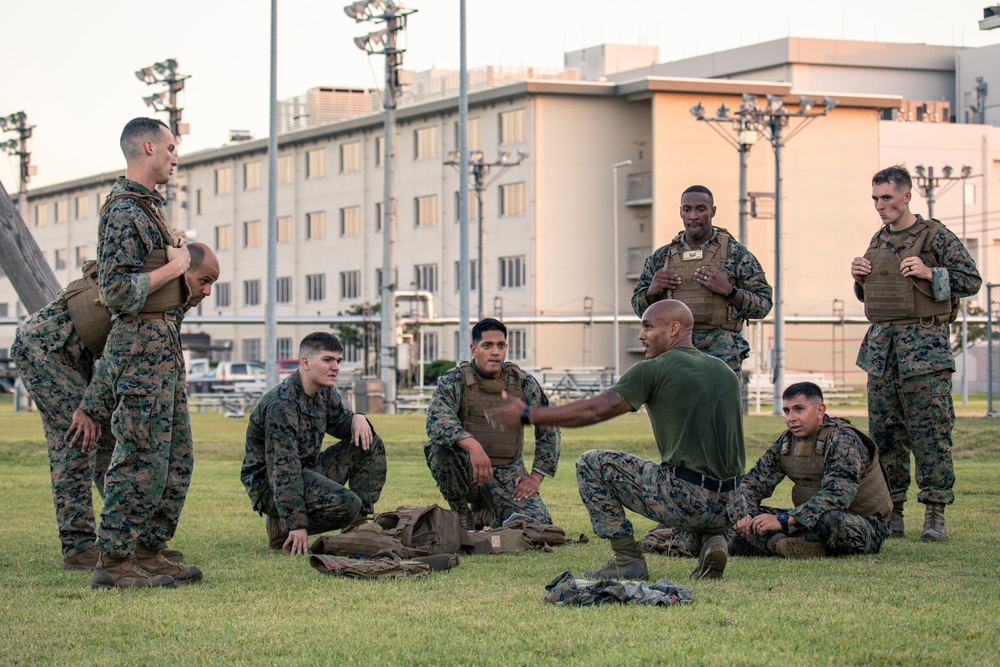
136, 59, 190, 225
0, 111, 35, 225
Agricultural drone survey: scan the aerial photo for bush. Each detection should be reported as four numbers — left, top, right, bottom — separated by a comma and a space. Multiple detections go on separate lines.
423, 359, 456, 384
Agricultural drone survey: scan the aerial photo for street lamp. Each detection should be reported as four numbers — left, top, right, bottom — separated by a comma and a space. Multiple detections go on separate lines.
445, 149, 528, 320
135, 58, 190, 225
692, 93, 837, 414
0, 110, 36, 225
346, 0, 416, 414
611, 160, 631, 382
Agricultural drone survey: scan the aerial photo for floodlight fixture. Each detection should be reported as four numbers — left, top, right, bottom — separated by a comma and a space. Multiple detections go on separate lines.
716, 103, 730, 119
470, 150, 484, 165
799, 96, 814, 112
942, 165, 954, 178
447, 149, 460, 162
516, 149, 529, 161
766, 94, 784, 112
497, 151, 511, 164
690, 102, 705, 119
344, 1, 368, 20
741, 94, 758, 111
2, 139, 17, 153
823, 96, 838, 111
915, 165, 926, 178
0, 117, 6, 130
353, 34, 370, 50
962, 165, 974, 178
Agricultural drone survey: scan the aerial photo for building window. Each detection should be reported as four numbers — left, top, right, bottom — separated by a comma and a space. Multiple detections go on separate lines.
215, 166, 233, 194
215, 282, 231, 308
306, 273, 326, 302
243, 220, 261, 248
341, 141, 362, 172
277, 215, 293, 243
340, 270, 361, 299
415, 195, 437, 227
306, 211, 326, 240
55, 200, 68, 223
343, 339, 361, 364
414, 126, 438, 160
375, 268, 385, 291
75, 245, 88, 268
244, 161, 262, 190
499, 182, 526, 217
340, 206, 361, 237
455, 260, 478, 292
375, 201, 383, 233
421, 332, 439, 363
454, 117, 481, 150
508, 329, 527, 361
306, 149, 326, 178
414, 264, 438, 292
277, 337, 292, 360
499, 109, 526, 144
375, 135, 384, 167
54, 248, 67, 271
0, 303, 7, 318
242, 338, 261, 363
500, 255, 526, 289
244, 279, 260, 306
215, 225, 232, 251
195, 189, 203, 215
75, 195, 89, 219
277, 155, 294, 184
35, 203, 47, 227
276, 276, 292, 304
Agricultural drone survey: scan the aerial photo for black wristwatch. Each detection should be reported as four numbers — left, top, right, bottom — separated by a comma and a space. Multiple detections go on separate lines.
520, 406, 532, 425
777, 511, 790, 533
726, 285, 739, 301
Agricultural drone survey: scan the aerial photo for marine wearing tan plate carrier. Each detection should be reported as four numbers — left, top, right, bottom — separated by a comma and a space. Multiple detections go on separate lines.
664, 227, 741, 332
456, 361, 527, 466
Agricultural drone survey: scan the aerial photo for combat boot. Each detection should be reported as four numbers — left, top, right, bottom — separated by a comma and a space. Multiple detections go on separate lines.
774, 538, 826, 560
888, 502, 905, 539
135, 543, 203, 583
91, 553, 177, 590
727, 535, 768, 558
267, 515, 288, 550
161, 544, 184, 562
449, 502, 474, 531
920, 503, 947, 542
690, 534, 727, 580
584, 553, 649, 581
471, 505, 495, 530
63, 541, 101, 571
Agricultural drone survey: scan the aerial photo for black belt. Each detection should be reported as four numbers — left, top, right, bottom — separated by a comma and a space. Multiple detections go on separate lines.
665, 464, 741, 493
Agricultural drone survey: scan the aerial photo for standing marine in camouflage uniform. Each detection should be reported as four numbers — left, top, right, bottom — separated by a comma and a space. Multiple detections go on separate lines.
11, 242, 219, 572
487, 301, 745, 581
425, 318, 560, 530
631, 185, 772, 372
730, 382, 891, 559
852, 166, 981, 542
82, 117, 204, 590
241, 332, 387, 556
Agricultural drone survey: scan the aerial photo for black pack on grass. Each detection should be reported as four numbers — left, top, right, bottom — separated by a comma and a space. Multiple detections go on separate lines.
373, 504, 463, 556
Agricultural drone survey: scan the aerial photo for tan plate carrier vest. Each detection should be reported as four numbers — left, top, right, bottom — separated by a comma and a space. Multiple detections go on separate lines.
665, 228, 742, 332
61, 191, 186, 356
778, 417, 892, 520
861, 217, 957, 325
456, 361, 527, 466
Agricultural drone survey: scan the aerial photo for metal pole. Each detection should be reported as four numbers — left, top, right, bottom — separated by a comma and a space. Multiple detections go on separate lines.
738, 127, 748, 245
611, 160, 631, 381
457, 0, 471, 356
380, 15, 399, 414
926, 166, 935, 220
476, 167, 484, 320
265, 0, 279, 389
771, 118, 783, 415
989, 284, 995, 415
962, 177, 968, 404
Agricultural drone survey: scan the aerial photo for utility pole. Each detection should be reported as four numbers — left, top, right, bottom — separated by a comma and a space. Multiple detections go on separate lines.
913, 165, 967, 220
456, 0, 471, 356
0, 111, 35, 226
346, 0, 416, 414
265, 0, 279, 390
135, 59, 190, 225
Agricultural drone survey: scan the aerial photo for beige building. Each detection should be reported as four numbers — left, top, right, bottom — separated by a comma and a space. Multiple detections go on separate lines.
3, 38, 999, 390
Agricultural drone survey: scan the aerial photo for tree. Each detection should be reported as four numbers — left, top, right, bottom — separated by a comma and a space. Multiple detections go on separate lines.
335, 302, 380, 376
950, 303, 988, 352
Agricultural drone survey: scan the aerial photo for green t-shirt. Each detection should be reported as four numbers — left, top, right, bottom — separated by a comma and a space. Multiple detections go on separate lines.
612, 346, 745, 480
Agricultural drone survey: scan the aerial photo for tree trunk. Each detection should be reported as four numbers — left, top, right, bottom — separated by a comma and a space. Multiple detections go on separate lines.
0, 179, 60, 314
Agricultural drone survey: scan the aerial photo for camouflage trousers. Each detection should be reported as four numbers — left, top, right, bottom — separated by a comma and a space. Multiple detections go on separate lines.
575, 449, 740, 540
11, 334, 114, 558
257, 436, 387, 532
423, 441, 552, 527
97, 320, 194, 559
868, 355, 955, 506
741, 507, 890, 556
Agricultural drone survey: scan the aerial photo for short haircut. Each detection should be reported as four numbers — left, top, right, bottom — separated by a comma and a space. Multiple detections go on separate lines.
187, 243, 206, 271
120, 117, 170, 160
872, 165, 912, 192
299, 332, 343, 357
682, 184, 714, 205
472, 317, 507, 344
782, 381, 824, 403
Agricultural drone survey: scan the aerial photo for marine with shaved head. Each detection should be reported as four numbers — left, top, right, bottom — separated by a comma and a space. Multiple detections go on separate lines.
487, 300, 745, 581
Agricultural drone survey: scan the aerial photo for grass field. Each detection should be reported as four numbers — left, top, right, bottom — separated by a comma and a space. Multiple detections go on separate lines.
1, 396, 999, 666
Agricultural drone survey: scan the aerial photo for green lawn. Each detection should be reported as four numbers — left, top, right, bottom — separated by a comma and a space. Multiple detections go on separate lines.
1, 400, 998, 666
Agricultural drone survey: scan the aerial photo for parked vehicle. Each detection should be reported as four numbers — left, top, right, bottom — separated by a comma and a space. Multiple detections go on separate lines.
278, 359, 299, 378
186, 361, 266, 393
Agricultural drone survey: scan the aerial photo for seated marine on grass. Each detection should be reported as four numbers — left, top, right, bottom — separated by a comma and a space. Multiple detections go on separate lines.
240, 332, 387, 555
730, 382, 892, 559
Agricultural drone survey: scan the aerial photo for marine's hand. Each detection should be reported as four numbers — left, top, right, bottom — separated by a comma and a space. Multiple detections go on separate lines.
65, 408, 100, 453
350, 414, 373, 450
647, 269, 681, 300
513, 472, 542, 501
750, 514, 780, 536
733, 515, 754, 536
899, 256, 931, 281
694, 266, 730, 295
167, 243, 191, 273
284, 529, 309, 555
851, 257, 872, 281
465, 440, 495, 486
484, 393, 526, 432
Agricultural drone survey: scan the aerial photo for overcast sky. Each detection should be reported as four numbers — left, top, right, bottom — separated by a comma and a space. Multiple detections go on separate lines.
2, 0, 998, 191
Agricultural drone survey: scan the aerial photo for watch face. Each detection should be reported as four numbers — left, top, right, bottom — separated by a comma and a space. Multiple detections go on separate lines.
777, 512, 789, 522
